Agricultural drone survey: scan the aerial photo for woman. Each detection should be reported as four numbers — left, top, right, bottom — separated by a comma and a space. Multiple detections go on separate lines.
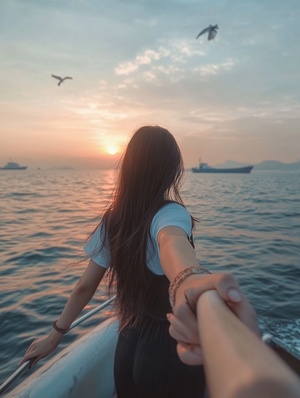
21, 126, 258, 398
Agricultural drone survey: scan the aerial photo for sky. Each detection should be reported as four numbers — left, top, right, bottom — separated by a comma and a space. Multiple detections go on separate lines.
1, 0, 300, 169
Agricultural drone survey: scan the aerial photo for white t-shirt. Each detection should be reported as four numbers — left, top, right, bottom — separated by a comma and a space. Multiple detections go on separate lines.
84, 202, 192, 275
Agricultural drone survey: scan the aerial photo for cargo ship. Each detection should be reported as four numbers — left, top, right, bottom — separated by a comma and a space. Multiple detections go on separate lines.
0, 161, 28, 170
192, 162, 253, 174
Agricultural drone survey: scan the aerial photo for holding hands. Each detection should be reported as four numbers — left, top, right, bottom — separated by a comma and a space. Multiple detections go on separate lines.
167, 271, 260, 365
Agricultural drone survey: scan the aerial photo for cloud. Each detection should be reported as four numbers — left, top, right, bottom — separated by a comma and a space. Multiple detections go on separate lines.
113, 39, 233, 87
193, 58, 235, 76
114, 62, 139, 76
114, 47, 170, 76
1, 0, 300, 166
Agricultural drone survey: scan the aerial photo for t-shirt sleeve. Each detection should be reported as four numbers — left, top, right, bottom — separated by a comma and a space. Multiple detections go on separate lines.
151, 203, 192, 242
83, 225, 110, 268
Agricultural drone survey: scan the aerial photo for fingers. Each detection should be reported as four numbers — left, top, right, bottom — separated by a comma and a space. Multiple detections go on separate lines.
183, 273, 242, 313
176, 342, 204, 366
214, 273, 242, 303
19, 343, 36, 366
19, 337, 55, 368
19, 357, 29, 367
20, 350, 38, 366
21, 350, 47, 368
22, 344, 50, 365
169, 272, 261, 368
167, 313, 199, 345
170, 306, 200, 346
30, 356, 42, 368
20, 350, 39, 368
184, 274, 260, 338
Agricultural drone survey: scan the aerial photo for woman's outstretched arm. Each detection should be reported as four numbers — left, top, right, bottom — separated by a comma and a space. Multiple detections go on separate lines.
158, 226, 260, 364
20, 259, 106, 367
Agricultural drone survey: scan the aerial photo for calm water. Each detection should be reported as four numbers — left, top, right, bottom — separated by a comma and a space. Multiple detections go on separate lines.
0, 169, 300, 388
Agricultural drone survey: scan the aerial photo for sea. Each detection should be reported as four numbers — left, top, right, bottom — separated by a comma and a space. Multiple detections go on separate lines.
0, 168, 299, 391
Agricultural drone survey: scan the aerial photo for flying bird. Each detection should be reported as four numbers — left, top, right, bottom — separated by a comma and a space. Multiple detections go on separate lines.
196, 24, 219, 41
51, 74, 73, 86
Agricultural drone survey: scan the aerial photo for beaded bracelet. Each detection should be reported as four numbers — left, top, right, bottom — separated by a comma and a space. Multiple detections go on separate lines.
53, 320, 70, 335
169, 266, 211, 308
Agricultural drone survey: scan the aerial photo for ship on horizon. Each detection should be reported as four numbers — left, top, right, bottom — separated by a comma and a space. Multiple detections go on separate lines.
0, 161, 28, 170
192, 161, 253, 174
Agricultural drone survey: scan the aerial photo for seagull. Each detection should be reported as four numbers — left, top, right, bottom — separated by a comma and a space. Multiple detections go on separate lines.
51, 74, 73, 86
196, 24, 219, 41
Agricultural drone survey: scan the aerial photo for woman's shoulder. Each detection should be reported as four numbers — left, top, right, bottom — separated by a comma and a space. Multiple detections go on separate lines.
152, 201, 191, 226
150, 202, 192, 240
156, 201, 189, 216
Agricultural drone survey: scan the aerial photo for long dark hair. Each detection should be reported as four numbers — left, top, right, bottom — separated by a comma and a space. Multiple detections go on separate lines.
99, 126, 186, 328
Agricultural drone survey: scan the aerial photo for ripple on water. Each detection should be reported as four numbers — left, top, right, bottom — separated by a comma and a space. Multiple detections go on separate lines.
28, 232, 52, 238
5, 246, 79, 267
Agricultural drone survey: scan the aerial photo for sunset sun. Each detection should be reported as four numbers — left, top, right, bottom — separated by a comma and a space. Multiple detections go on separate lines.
105, 145, 120, 155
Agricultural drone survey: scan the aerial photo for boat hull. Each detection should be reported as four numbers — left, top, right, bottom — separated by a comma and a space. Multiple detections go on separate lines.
5, 317, 300, 396
192, 166, 253, 174
0, 167, 27, 170
6, 318, 118, 398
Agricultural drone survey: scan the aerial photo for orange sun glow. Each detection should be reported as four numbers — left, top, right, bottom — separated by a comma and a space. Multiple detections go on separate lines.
105, 145, 120, 155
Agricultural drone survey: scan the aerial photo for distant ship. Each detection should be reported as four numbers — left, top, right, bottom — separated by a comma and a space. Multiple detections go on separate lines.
0, 161, 28, 170
192, 162, 253, 174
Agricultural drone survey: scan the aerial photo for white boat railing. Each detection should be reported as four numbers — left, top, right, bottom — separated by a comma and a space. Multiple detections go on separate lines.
0, 295, 116, 396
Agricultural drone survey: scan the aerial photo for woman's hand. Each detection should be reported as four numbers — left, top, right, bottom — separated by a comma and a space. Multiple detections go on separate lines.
19, 260, 107, 369
168, 272, 260, 365
20, 330, 63, 368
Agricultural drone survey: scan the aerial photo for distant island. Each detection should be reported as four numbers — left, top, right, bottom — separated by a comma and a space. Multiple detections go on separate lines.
212, 160, 300, 171
253, 160, 300, 170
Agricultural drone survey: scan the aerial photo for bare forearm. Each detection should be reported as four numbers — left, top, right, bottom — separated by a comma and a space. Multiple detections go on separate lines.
21, 260, 105, 366
55, 284, 96, 330
197, 291, 300, 398
20, 284, 95, 367
159, 230, 199, 281
54, 260, 106, 330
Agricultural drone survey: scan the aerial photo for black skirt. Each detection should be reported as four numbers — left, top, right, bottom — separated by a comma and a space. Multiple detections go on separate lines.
113, 274, 206, 398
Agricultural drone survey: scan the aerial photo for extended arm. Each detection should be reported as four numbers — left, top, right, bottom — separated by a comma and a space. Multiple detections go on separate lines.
21, 260, 106, 366
158, 226, 260, 364
53, 259, 106, 330
158, 226, 243, 307
197, 291, 300, 398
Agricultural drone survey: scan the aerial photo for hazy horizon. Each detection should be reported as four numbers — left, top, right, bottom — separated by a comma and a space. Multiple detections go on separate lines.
1, 0, 300, 168
2, 156, 299, 171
